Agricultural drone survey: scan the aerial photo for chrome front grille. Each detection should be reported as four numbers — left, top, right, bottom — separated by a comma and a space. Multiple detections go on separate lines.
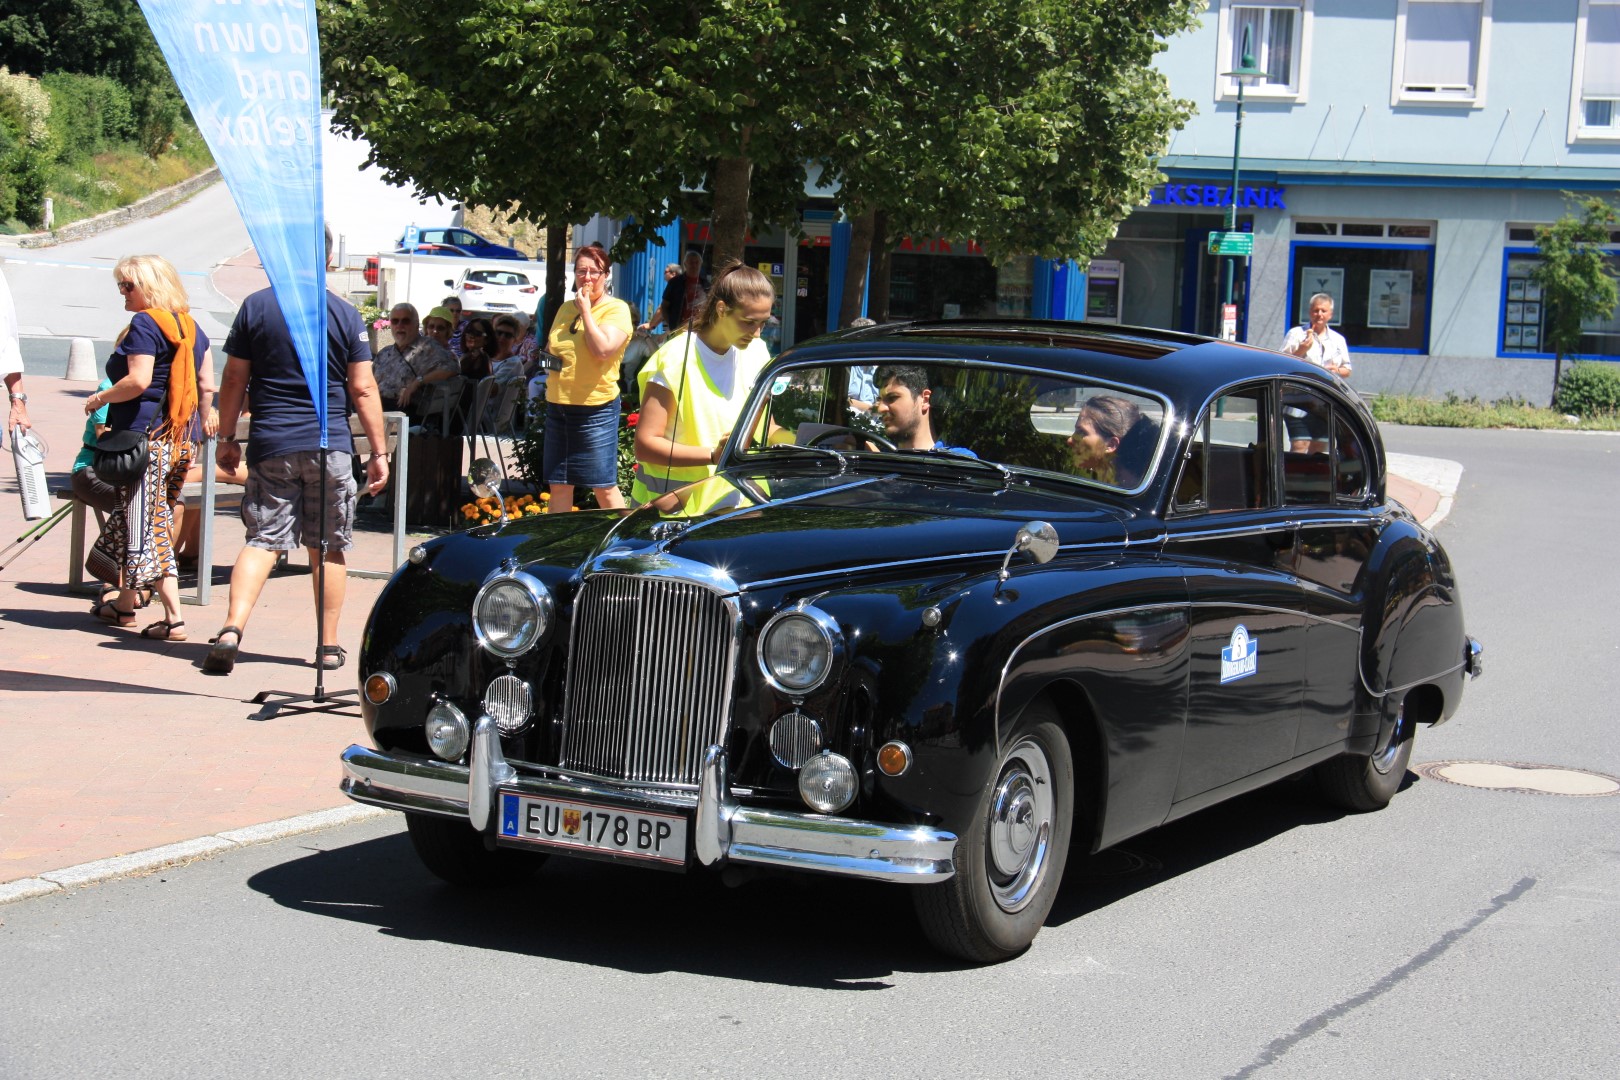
560, 574, 738, 787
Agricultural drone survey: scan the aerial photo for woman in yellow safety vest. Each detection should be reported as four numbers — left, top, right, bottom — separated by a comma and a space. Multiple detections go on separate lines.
632, 262, 775, 508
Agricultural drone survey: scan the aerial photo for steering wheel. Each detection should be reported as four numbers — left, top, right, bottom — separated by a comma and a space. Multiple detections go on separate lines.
805, 425, 898, 453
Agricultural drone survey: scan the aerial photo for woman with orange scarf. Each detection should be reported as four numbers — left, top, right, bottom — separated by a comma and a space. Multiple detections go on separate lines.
85, 254, 213, 641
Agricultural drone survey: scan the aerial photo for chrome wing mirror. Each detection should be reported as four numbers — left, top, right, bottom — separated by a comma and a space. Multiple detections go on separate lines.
468, 458, 507, 528
995, 520, 1059, 597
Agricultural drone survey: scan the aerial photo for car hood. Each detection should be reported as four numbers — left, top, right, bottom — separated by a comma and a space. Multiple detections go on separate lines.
547, 467, 1134, 591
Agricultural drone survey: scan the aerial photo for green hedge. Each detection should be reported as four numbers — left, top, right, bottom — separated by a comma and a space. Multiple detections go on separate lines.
42, 71, 134, 158
1554, 361, 1620, 417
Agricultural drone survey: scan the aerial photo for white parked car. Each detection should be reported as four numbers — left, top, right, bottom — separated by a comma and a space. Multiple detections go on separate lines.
454, 268, 540, 315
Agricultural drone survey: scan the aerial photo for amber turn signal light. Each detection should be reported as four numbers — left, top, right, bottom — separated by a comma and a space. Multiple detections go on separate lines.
877, 741, 912, 777
364, 672, 395, 705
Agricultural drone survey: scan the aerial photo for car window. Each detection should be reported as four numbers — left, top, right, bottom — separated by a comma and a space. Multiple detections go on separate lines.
449, 230, 477, 246
736, 361, 1167, 492
1174, 386, 1271, 512
468, 271, 527, 286
1279, 384, 1372, 506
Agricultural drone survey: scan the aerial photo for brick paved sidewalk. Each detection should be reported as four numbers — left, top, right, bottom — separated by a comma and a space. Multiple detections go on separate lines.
0, 371, 437, 886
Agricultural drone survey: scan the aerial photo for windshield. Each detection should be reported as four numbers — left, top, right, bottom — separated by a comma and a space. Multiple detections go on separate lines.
735, 360, 1169, 493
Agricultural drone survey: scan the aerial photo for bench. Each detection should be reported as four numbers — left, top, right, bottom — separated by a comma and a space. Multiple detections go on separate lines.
65, 411, 408, 605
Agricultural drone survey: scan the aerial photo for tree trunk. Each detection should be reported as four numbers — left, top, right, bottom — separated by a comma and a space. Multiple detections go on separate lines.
710, 155, 753, 268
838, 208, 877, 328
869, 211, 892, 323
543, 227, 568, 342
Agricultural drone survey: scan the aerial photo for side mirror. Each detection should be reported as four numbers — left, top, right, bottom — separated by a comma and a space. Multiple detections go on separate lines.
996, 520, 1058, 596
468, 458, 504, 501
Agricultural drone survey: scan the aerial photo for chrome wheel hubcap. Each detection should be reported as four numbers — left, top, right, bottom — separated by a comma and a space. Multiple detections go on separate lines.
987, 738, 1054, 913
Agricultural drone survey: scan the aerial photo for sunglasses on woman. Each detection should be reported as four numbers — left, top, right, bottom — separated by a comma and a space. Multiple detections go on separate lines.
117, 281, 135, 294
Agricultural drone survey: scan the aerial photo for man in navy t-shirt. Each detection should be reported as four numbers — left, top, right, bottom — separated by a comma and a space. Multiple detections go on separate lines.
203, 228, 390, 674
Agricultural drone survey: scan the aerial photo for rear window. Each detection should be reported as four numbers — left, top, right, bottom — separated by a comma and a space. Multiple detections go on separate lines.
467, 271, 529, 287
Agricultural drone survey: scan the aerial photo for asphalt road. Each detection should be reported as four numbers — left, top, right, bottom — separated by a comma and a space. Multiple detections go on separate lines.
1, 180, 250, 373
2, 430, 1616, 1079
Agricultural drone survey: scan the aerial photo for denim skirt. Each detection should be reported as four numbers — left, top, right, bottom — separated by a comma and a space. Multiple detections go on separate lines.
543, 398, 621, 488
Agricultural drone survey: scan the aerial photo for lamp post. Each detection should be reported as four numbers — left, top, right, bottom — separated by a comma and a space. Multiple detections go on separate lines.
1219, 28, 1266, 341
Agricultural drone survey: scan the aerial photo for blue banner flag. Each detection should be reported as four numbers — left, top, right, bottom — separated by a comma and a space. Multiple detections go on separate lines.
137, 0, 329, 444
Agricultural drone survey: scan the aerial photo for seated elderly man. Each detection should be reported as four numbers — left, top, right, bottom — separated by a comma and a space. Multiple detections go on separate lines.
373, 302, 459, 414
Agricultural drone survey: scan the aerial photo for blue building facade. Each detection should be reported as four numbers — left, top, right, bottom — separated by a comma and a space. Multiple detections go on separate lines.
1133, 0, 1620, 396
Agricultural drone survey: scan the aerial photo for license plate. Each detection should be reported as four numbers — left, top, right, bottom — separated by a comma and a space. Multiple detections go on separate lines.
498, 793, 688, 866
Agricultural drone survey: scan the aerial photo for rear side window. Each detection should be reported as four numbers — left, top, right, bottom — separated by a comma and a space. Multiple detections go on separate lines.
1280, 383, 1372, 506
1175, 386, 1271, 512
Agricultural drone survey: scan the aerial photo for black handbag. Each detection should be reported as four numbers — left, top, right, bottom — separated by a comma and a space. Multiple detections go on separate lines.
92, 428, 150, 487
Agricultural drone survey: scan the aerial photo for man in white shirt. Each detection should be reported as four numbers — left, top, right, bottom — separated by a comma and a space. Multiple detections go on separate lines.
1, 269, 32, 434
1281, 292, 1352, 378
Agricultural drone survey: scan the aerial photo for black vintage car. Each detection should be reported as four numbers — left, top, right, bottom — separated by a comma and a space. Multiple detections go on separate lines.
341, 320, 1482, 962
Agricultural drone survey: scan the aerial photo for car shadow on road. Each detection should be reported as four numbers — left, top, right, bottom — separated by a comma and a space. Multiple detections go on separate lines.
246, 773, 1402, 987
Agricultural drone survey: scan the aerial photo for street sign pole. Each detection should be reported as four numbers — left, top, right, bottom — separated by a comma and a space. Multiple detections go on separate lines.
1220, 29, 1264, 343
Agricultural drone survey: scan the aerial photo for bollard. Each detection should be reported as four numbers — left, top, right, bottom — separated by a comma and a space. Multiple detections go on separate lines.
65, 337, 97, 382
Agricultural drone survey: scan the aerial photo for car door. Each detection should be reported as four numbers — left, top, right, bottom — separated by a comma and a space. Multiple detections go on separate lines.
1280, 383, 1379, 756
1163, 383, 1308, 802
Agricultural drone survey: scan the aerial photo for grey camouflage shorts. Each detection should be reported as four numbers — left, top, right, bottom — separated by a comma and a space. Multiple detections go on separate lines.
242, 450, 358, 552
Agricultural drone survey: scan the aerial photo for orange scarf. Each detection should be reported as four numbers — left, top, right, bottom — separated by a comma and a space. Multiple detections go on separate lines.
139, 308, 200, 449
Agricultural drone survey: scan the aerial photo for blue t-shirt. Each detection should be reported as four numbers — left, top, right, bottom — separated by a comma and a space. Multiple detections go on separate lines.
106, 312, 211, 434
223, 288, 372, 464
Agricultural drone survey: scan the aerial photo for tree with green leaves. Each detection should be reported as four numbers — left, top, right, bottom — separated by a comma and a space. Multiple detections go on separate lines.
1531, 194, 1620, 404
320, 1, 1198, 324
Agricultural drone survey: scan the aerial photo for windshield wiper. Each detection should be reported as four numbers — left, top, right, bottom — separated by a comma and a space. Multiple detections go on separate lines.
898, 448, 1015, 484
747, 443, 849, 472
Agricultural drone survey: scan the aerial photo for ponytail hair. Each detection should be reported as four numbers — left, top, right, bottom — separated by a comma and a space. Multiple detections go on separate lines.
694, 260, 773, 332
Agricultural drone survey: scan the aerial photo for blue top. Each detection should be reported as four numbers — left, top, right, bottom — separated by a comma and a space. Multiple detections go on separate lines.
106, 312, 210, 435
223, 288, 372, 465
74, 377, 114, 472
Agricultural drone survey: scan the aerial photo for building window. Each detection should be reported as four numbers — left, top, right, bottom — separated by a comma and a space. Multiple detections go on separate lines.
1288, 224, 1437, 353
1392, 0, 1492, 107
1217, 2, 1310, 101
1572, 1, 1620, 142
1500, 249, 1620, 360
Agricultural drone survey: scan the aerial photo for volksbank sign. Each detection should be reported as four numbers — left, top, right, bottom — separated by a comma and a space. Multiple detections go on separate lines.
1150, 183, 1287, 209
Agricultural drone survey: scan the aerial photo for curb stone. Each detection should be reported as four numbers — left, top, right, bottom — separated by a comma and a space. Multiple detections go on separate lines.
0, 805, 388, 905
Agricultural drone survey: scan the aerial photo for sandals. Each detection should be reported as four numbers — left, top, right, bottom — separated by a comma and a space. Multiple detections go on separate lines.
92, 599, 137, 627
317, 644, 347, 670
101, 584, 154, 609
140, 619, 187, 641
203, 626, 243, 674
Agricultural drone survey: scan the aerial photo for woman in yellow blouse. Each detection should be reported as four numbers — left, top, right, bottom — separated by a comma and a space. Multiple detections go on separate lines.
544, 242, 632, 511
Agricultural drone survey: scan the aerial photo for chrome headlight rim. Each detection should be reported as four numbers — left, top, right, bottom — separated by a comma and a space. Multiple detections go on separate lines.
425, 700, 470, 761
471, 570, 554, 659
756, 604, 842, 695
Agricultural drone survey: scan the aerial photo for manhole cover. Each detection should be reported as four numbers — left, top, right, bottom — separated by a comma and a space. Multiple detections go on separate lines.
1412, 760, 1620, 797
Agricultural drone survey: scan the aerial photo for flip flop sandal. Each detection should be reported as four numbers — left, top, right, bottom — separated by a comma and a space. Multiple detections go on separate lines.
317, 644, 347, 670
140, 619, 187, 642
203, 626, 243, 674
92, 599, 136, 627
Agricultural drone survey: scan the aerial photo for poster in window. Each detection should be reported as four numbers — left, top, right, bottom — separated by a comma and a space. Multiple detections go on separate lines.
1297, 268, 1345, 324
1367, 270, 1413, 329
1523, 302, 1542, 324
1524, 282, 1543, 301
1504, 325, 1523, 348
1508, 279, 1526, 300
1522, 326, 1539, 349
1506, 302, 1524, 323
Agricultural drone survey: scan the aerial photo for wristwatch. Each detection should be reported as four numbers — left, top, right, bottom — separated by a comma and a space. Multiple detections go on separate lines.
8, 393, 25, 403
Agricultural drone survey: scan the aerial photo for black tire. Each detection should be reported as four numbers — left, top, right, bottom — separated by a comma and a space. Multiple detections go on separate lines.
405, 812, 547, 888
913, 702, 1074, 963
1317, 698, 1414, 812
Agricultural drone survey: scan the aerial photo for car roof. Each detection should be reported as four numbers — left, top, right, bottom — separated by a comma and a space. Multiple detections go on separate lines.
777, 319, 1348, 414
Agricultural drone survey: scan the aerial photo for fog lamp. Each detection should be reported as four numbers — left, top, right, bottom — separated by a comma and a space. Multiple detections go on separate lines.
877, 741, 912, 777
798, 751, 857, 814
483, 674, 533, 735
425, 701, 470, 761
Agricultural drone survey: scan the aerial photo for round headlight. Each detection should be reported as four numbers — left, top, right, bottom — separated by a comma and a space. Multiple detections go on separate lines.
798, 751, 857, 814
425, 701, 470, 761
758, 607, 840, 694
472, 572, 553, 658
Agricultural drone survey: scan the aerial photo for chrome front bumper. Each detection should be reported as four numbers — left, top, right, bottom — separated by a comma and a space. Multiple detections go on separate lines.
340, 718, 957, 883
